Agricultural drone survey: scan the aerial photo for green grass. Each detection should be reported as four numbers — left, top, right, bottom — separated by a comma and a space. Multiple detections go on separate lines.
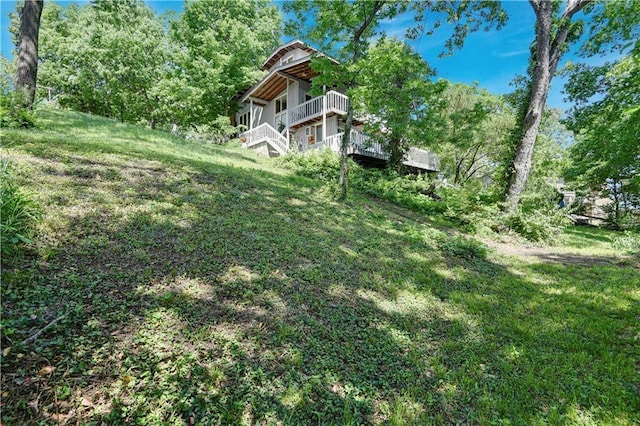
561, 226, 622, 255
1, 109, 639, 425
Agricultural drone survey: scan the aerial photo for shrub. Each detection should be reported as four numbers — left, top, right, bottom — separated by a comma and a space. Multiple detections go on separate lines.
350, 168, 443, 214
437, 234, 487, 260
183, 116, 239, 144
278, 148, 343, 181
612, 231, 640, 255
0, 90, 36, 129
500, 208, 571, 244
438, 183, 501, 232
606, 210, 640, 231
1, 160, 40, 257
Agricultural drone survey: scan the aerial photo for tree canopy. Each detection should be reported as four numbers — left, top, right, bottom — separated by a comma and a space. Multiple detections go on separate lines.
18, 0, 281, 130
284, 0, 506, 199
351, 37, 444, 172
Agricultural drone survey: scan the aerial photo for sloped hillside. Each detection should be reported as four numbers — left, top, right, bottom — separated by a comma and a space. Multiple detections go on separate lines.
1, 109, 638, 425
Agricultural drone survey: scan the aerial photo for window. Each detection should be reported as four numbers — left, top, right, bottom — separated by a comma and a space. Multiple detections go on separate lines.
275, 94, 287, 113
274, 93, 288, 130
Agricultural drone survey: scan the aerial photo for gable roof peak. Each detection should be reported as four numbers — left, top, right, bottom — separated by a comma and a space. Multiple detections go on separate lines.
262, 39, 318, 69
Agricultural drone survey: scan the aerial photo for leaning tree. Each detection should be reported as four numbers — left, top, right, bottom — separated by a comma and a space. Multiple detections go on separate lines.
504, 0, 590, 212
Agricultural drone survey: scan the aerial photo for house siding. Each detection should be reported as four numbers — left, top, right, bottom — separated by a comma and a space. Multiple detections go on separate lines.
266, 48, 312, 73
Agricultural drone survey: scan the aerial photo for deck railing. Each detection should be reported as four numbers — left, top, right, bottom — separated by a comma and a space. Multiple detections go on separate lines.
288, 91, 349, 128
241, 123, 289, 154
326, 90, 348, 114
321, 129, 385, 158
289, 96, 323, 125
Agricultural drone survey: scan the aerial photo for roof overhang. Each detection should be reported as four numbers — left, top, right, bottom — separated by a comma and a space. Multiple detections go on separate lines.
261, 39, 317, 70
240, 57, 318, 103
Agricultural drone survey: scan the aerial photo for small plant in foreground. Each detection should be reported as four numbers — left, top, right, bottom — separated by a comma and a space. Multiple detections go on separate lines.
437, 233, 487, 260
0, 91, 36, 129
0, 159, 40, 257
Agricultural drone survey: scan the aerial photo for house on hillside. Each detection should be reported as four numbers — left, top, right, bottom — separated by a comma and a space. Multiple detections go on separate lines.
234, 40, 439, 172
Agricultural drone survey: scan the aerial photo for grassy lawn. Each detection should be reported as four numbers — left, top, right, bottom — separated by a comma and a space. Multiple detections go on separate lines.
1, 109, 639, 425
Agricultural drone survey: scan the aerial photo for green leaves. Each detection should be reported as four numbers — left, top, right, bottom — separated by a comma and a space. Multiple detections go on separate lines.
351, 38, 443, 171
435, 83, 514, 186
35, 0, 168, 124
168, 0, 281, 127
564, 46, 640, 205
28, 0, 282, 130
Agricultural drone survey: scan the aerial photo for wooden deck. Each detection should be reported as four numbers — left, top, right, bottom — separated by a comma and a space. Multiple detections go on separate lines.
240, 124, 439, 172
288, 91, 348, 129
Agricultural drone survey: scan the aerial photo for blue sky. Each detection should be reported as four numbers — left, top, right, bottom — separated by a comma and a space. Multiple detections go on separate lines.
0, 0, 607, 111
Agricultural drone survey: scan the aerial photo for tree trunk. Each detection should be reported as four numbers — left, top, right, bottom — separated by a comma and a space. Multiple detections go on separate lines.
388, 135, 405, 173
504, 0, 588, 212
338, 106, 354, 201
337, 0, 384, 201
15, 0, 44, 109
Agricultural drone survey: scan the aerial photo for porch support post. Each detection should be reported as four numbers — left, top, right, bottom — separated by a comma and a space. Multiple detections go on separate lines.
286, 78, 291, 151
322, 94, 327, 142
249, 99, 254, 130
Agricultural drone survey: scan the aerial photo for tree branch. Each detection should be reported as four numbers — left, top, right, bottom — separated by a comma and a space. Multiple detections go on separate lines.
549, 0, 591, 73
353, 0, 385, 46
21, 315, 66, 346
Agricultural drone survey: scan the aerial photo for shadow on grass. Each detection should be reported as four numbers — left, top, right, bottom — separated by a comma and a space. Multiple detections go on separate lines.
2, 118, 639, 424
564, 226, 615, 244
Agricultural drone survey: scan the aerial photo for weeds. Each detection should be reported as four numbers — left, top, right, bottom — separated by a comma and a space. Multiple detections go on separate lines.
0, 158, 40, 257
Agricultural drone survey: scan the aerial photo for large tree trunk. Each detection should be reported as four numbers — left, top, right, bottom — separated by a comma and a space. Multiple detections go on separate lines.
15, 0, 44, 109
504, 0, 588, 212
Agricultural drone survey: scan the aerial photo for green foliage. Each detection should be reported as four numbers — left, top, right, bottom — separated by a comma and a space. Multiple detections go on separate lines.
612, 230, 640, 255
183, 116, 241, 145
0, 90, 36, 128
1, 109, 638, 425
0, 159, 40, 257
436, 234, 487, 260
436, 83, 514, 186
168, 0, 282, 127
352, 169, 444, 214
351, 38, 444, 171
606, 208, 640, 232
438, 183, 501, 232
278, 148, 342, 181
34, 1, 169, 125
564, 47, 640, 207
28, 0, 282, 130
280, 151, 444, 213
501, 208, 571, 244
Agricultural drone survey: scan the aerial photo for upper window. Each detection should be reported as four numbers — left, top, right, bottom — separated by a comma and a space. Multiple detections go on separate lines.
275, 94, 287, 113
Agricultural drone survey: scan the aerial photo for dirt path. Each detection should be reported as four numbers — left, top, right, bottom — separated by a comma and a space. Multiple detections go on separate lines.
483, 238, 631, 267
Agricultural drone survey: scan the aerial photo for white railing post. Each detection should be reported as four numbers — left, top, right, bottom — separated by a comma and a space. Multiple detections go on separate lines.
322, 95, 327, 142
250, 99, 254, 130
